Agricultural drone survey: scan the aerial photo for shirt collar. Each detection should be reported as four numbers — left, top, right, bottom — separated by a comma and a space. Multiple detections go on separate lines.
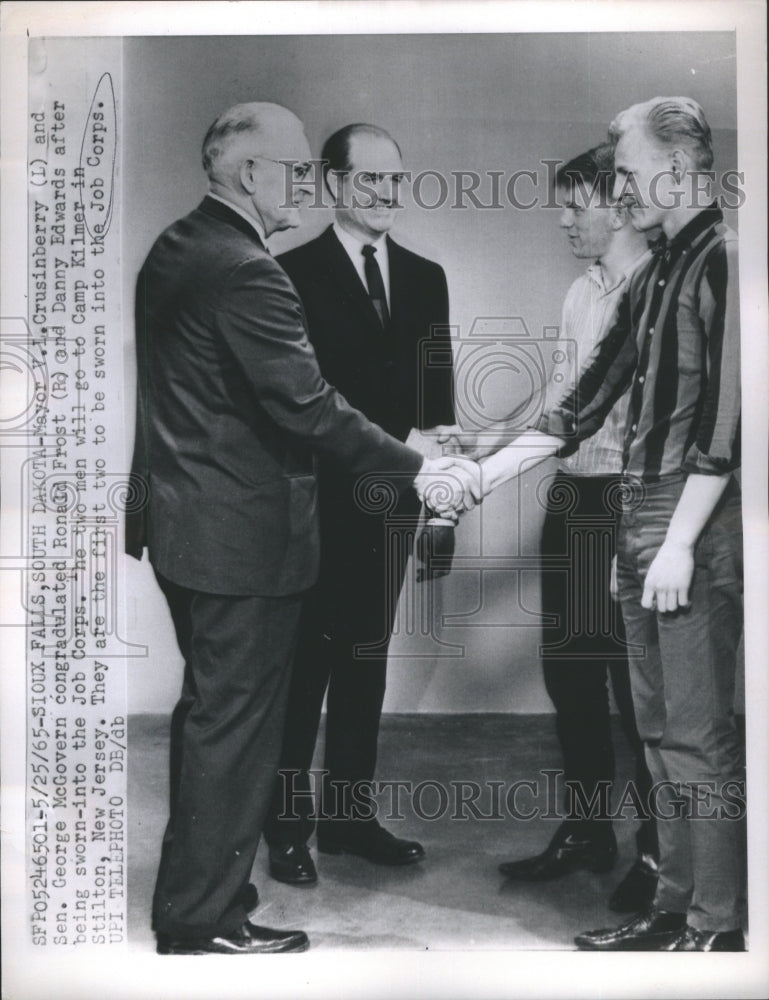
586, 251, 648, 295
586, 261, 611, 293
653, 201, 723, 256
333, 220, 388, 259
207, 192, 267, 245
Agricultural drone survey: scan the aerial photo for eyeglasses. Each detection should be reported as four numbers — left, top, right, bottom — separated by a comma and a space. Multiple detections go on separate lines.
248, 155, 313, 182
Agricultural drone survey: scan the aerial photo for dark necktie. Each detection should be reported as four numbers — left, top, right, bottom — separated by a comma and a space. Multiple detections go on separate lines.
362, 244, 390, 328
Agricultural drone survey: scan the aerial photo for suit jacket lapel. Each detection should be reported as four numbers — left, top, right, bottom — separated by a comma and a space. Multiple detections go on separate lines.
319, 227, 387, 332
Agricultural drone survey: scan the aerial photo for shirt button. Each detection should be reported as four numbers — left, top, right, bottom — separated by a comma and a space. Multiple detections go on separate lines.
658, 279, 666, 286
631, 424, 638, 432
648, 327, 654, 335
638, 376, 645, 384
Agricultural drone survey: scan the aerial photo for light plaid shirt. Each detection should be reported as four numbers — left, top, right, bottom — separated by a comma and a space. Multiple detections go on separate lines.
547, 253, 649, 476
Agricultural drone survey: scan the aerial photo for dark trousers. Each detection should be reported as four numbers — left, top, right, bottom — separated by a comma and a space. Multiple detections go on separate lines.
264, 504, 417, 847
152, 571, 302, 937
540, 473, 657, 857
617, 475, 745, 931
263, 609, 388, 845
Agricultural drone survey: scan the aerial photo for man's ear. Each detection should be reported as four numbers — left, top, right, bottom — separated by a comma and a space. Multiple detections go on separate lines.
239, 158, 258, 195
610, 203, 627, 230
325, 168, 346, 205
670, 148, 687, 183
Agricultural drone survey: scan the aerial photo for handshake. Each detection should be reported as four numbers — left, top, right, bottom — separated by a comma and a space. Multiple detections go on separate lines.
413, 454, 483, 519
411, 424, 490, 519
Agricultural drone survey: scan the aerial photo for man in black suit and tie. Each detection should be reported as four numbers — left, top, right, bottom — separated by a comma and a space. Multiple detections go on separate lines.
264, 124, 456, 885
126, 104, 476, 954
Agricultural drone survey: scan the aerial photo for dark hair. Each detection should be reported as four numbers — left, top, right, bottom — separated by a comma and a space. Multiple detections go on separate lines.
554, 143, 616, 205
321, 123, 402, 192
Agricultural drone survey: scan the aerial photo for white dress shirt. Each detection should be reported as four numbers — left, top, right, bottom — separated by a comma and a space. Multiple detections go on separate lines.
332, 221, 391, 308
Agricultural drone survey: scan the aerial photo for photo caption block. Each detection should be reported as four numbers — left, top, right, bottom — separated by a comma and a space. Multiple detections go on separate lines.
23, 36, 127, 949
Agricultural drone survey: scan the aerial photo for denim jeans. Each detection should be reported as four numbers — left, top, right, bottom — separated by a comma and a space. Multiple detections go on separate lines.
541, 473, 657, 857
617, 474, 746, 931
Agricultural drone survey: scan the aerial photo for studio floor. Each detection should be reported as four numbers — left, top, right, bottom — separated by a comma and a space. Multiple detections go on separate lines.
126, 713, 666, 952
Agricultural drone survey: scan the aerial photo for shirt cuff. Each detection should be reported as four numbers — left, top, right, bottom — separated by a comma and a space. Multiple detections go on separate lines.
531, 411, 579, 459
682, 445, 740, 476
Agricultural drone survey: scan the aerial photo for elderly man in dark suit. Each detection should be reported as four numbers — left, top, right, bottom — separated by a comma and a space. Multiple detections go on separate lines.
263, 124, 456, 885
126, 103, 477, 955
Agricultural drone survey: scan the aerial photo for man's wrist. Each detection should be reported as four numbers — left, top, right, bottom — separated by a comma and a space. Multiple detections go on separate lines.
661, 533, 696, 551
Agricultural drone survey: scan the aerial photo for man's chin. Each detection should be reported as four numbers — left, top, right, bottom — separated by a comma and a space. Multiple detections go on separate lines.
275, 211, 302, 231
630, 209, 657, 232
364, 209, 396, 229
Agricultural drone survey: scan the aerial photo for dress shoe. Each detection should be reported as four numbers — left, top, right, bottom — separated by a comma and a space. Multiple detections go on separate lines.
608, 856, 659, 912
663, 925, 745, 952
269, 843, 318, 886
318, 824, 425, 866
499, 826, 617, 880
157, 920, 309, 955
574, 906, 687, 951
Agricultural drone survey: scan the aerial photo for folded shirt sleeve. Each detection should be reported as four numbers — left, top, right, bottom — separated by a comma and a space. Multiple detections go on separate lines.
682, 237, 741, 476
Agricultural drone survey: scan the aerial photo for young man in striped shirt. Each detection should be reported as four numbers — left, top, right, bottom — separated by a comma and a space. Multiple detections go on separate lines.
476, 98, 744, 951
497, 145, 659, 913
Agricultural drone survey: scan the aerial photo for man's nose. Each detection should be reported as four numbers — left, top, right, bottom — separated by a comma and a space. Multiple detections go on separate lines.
375, 176, 396, 202
559, 209, 573, 228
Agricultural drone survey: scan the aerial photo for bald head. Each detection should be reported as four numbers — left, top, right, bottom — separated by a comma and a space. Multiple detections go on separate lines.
202, 102, 306, 185
200, 101, 313, 236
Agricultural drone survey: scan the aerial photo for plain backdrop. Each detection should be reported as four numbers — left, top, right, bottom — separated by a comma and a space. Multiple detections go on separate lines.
120, 31, 740, 714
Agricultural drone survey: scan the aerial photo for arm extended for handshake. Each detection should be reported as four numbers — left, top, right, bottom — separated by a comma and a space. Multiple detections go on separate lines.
413, 428, 730, 615
412, 429, 563, 517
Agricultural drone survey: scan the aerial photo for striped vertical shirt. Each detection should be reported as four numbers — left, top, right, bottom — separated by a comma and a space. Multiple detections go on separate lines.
538, 205, 741, 481
547, 255, 649, 476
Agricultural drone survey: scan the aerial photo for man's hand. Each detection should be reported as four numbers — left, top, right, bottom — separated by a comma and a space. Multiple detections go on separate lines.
430, 424, 464, 448
413, 455, 482, 516
639, 473, 731, 613
422, 424, 481, 458
428, 423, 514, 461
641, 541, 694, 613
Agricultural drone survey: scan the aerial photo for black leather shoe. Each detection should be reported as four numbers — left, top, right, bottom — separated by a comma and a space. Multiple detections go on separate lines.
318, 825, 425, 866
663, 925, 745, 952
269, 843, 318, 886
575, 906, 687, 951
608, 857, 659, 912
157, 920, 309, 955
499, 827, 617, 880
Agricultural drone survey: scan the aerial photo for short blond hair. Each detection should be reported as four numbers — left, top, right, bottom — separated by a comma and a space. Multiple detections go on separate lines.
609, 97, 713, 170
